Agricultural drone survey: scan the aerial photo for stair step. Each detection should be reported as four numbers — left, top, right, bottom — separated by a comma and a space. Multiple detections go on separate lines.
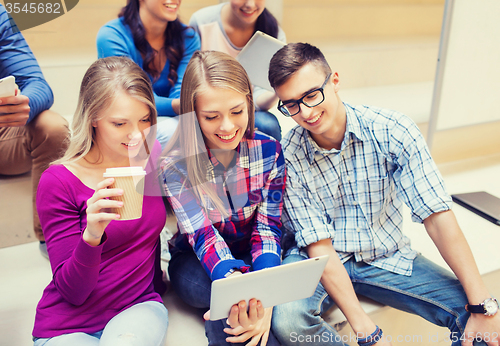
0, 173, 33, 248
316, 37, 439, 88
37, 35, 439, 119
282, 2, 444, 42
340, 81, 434, 125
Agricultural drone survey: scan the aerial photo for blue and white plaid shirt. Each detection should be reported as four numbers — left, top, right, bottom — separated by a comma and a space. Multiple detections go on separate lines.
281, 103, 452, 276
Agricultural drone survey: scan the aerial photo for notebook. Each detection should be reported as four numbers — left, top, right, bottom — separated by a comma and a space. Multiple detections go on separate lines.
452, 191, 500, 226
209, 255, 329, 321
236, 31, 286, 92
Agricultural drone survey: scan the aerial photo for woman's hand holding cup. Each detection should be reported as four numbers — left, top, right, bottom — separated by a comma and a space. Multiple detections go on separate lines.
83, 178, 123, 246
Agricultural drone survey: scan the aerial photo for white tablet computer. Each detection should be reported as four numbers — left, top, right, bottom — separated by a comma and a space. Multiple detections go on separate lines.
210, 255, 329, 321
236, 31, 285, 92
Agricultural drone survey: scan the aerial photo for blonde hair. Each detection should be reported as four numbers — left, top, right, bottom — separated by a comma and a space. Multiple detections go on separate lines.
163, 51, 255, 217
53, 56, 157, 165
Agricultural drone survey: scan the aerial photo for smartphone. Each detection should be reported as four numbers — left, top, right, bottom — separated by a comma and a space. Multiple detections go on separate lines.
0, 76, 16, 98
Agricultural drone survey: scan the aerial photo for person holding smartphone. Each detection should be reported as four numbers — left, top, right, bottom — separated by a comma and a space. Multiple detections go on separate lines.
0, 4, 69, 256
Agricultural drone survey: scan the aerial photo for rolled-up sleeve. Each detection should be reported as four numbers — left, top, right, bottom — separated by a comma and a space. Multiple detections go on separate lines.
389, 116, 452, 223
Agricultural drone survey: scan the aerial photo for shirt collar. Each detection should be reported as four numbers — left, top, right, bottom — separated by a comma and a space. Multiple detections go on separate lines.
302, 103, 365, 164
206, 138, 251, 175
301, 129, 317, 165
344, 103, 366, 143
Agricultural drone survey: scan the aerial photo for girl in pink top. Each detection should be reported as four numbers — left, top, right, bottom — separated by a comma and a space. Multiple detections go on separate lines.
32, 57, 168, 345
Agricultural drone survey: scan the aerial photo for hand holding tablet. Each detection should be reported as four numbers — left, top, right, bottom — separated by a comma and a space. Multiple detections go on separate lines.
209, 255, 329, 321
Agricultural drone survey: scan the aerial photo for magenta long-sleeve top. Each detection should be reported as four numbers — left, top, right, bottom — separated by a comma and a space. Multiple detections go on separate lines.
32, 145, 166, 338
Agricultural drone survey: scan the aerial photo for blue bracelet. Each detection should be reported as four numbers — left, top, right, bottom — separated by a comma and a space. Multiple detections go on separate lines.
358, 325, 383, 346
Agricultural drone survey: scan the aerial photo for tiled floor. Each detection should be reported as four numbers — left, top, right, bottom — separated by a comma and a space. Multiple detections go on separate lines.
0, 242, 206, 346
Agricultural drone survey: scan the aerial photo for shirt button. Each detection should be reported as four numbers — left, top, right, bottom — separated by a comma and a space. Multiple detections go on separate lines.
353, 201, 358, 206
356, 228, 361, 233
346, 176, 351, 182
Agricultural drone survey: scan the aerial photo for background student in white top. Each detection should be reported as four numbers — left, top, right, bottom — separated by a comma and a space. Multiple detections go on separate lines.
189, 0, 285, 141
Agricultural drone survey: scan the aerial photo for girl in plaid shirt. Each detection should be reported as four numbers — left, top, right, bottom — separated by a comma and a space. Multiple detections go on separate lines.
161, 51, 285, 346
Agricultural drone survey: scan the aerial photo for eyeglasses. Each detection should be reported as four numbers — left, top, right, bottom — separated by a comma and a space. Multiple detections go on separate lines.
277, 73, 332, 117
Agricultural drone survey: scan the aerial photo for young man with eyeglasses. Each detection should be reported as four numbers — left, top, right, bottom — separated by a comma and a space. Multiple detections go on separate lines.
268, 42, 500, 346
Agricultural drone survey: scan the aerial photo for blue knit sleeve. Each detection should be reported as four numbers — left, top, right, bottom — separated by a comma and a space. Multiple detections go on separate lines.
97, 19, 200, 117
96, 19, 140, 61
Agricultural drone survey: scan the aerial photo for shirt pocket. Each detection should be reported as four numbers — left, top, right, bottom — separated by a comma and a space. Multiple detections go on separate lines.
362, 174, 392, 218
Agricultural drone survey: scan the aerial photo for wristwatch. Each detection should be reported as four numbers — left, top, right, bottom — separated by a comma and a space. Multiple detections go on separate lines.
466, 298, 499, 316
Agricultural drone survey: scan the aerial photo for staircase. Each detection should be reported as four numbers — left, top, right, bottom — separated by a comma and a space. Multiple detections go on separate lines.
7, 3, 500, 346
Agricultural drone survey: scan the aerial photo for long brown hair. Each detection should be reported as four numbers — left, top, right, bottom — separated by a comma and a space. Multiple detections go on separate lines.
119, 0, 193, 84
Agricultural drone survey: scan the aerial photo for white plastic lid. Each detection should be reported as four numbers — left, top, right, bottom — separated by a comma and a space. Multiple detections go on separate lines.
103, 166, 146, 177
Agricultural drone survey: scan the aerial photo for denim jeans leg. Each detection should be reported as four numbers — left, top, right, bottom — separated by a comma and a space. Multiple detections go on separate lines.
33, 303, 166, 346
100, 301, 168, 346
33, 332, 101, 346
170, 250, 281, 345
206, 317, 282, 346
271, 254, 348, 346
169, 250, 235, 345
156, 116, 179, 150
349, 255, 487, 346
254, 111, 282, 142
168, 250, 212, 308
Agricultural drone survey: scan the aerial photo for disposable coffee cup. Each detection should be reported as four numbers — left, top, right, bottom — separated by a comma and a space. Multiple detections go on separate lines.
103, 167, 146, 220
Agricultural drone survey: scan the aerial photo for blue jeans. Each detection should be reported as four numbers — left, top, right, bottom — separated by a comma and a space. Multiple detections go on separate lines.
168, 249, 281, 346
272, 254, 486, 346
254, 111, 282, 142
156, 116, 179, 150
33, 301, 168, 346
